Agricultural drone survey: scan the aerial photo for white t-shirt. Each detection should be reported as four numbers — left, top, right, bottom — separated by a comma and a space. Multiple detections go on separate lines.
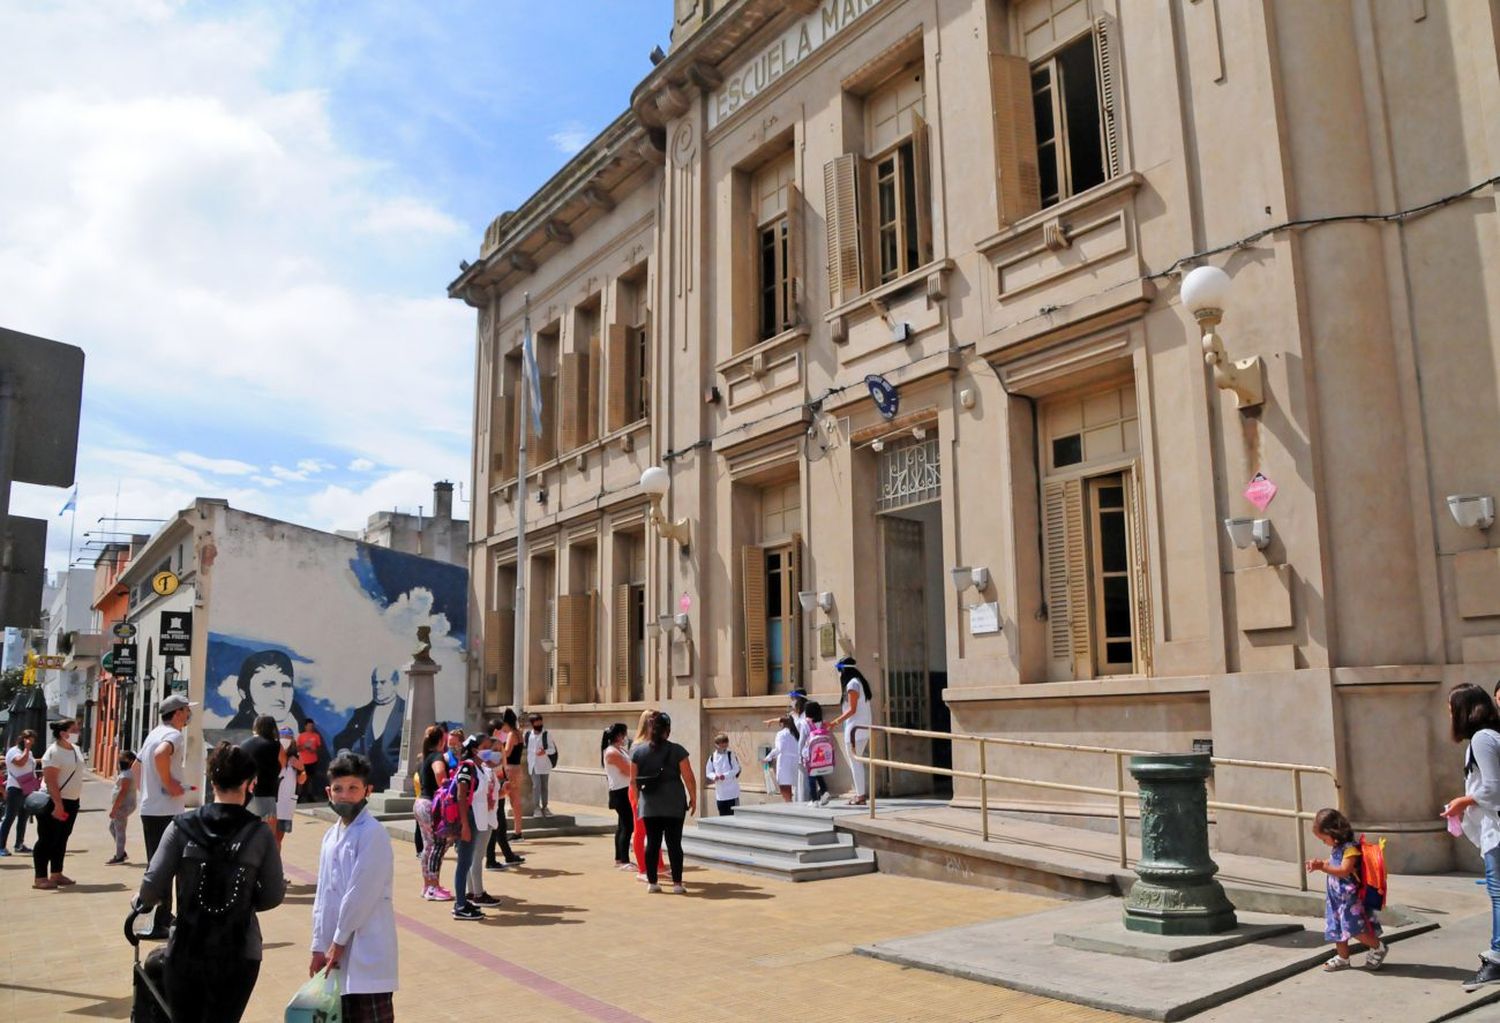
139, 724, 187, 816
475, 763, 499, 831
5, 745, 35, 788
844, 678, 874, 744
276, 761, 299, 821
603, 745, 631, 791
41, 743, 86, 800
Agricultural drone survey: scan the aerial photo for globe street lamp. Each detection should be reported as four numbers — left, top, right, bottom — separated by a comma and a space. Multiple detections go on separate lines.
1182, 265, 1264, 409
640, 466, 691, 552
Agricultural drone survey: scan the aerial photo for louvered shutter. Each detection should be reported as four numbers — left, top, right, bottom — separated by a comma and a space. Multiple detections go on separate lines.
789, 532, 803, 689
613, 583, 632, 702
990, 53, 1041, 224
637, 311, 651, 423
742, 545, 769, 695
823, 154, 862, 308
1044, 478, 1091, 679
484, 609, 502, 687
1094, 15, 1121, 180
586, 332, 601, 442
910, 113, 934, 266
492, 396, 513, 477
559, 353, 583, 452
495, 608, 515, 703
536, 373, 557, 462
1126, 462, 1154, 677
554, 594, 578, 702
786, 182, 805, 326
606, 324, 629, 433
576, 591, 596, 703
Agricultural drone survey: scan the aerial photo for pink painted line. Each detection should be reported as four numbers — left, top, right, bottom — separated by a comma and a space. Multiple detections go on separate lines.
284, 863, 650, 1023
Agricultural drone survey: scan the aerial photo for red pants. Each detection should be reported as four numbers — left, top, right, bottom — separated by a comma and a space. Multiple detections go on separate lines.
628, 786, 666, 874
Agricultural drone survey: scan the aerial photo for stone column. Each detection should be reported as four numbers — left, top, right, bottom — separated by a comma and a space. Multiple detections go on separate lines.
398, 632, 440, 797
1124, 753, 1237, 935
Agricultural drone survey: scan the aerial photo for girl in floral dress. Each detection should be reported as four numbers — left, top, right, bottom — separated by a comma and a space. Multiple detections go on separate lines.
1306, 807, 1388, 972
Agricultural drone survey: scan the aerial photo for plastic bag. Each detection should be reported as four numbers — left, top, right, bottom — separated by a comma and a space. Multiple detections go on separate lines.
285, 969, 341, 1023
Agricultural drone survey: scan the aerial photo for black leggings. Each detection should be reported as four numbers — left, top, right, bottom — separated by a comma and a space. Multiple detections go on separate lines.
608, 787, 632, 863
486, 817, 517, 864
643, 815, 685, 885
166, 954, 261, 1022
33, 798, 79, 879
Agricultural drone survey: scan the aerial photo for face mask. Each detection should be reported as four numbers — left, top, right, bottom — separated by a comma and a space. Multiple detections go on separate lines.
280, 737, 293, 750
67, 732, 80, 745
479, 749, 499, 763
330, 798, 367, 824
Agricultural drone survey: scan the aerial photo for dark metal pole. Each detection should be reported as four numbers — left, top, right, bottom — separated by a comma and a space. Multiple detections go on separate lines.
0, 374, 21, 624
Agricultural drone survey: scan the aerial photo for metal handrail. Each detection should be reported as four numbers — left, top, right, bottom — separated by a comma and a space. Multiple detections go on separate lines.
848, 724, 1342, 892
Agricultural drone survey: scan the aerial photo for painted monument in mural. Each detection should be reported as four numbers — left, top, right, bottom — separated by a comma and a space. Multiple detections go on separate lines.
203, 542, 467, 793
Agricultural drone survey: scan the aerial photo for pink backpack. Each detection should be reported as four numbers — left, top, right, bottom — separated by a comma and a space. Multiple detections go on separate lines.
805, 724, 836, 777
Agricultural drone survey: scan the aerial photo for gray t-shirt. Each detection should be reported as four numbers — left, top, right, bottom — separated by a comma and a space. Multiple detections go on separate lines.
631, 741, 689, 819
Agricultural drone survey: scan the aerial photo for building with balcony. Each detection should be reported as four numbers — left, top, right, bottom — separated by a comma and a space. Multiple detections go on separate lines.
450, 0, 1500, 871
89, 537, 149, 774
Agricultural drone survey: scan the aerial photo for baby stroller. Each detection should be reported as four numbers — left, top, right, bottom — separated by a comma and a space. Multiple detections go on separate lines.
124, 906, 172, 1023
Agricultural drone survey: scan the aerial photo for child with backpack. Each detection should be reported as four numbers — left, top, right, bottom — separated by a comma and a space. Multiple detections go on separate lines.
105, 750, 137, 864
1306, 807, 1388, 972
801, 702, 836, 807
705, 733, 741, 816
765, 716, 801, 803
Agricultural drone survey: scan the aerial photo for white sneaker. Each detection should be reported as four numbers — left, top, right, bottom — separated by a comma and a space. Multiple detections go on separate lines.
819, 792, 832, 806
646, 883, 662, 893
672, 884, 687, 895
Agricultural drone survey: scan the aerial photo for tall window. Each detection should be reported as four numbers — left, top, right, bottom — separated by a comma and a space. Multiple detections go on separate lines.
611, 529, 646, 703
753, 152, 797, 341
608, 267, 650, 431
866, 62, 930, 284
1041, 383, 1151, 680
1032, 32, 1107, 208
741, 479, 802, 695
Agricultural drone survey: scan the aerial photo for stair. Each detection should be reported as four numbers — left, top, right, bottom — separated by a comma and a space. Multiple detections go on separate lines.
683, 803, 877, 882
299, 805, 613, 843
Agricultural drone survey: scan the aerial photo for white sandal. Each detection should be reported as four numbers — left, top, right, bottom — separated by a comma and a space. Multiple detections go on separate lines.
1365, 943, 1388, 971
1322, 955, 1351, 972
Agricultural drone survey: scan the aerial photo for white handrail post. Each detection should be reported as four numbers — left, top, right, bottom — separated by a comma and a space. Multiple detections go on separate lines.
1293, 768, 1307, 892
979, 737, 989, 843
866, 726, 876, 819
1116, 752, 1128, 868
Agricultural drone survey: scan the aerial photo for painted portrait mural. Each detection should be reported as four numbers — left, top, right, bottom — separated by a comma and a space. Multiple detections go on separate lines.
203, 542, 467, 794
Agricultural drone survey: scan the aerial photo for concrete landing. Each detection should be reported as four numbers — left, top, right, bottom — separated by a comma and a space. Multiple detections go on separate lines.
1055, 918, 1302, 963
856, 897, 1438, 1021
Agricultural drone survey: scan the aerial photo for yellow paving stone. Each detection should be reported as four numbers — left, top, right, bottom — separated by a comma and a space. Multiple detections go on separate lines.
1, 783, 1132, 1022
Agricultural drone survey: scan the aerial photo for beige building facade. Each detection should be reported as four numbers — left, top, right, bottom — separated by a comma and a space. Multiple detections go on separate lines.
451, 0, 1500, 871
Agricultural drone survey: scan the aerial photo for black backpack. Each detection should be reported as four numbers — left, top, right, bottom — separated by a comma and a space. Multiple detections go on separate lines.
171, 815, 263, 961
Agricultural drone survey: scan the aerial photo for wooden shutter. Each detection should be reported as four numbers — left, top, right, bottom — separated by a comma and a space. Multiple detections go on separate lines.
613, 582, 632, 702
555, 595, 578, 702
492, 396, 513, 477
823, 154, 862, 308
910, 113, 934, 266
990, 53, 1041, 225
537, 373, 557, 462
577, 591, 597, 703
786, 182, 805, 326
1094, 15, 1121, 180
1126, 462, 1154, 677
586, 332, 602, 442
559, 353, 584, 452
484, 608, 502, 679
606, 324, 630, 433
1043, 478, 1091, 680
789, 532, 803, 689
742, 545, 769, 695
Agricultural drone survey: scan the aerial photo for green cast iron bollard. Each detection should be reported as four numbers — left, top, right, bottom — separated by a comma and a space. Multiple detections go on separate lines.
1123, 753, 1238, 935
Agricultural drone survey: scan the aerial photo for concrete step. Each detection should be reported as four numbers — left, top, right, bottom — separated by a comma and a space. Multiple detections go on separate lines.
681, 836, 877, 882
299, 807, 614, 842
696, 814, 842, 844
682, 828, 860, 863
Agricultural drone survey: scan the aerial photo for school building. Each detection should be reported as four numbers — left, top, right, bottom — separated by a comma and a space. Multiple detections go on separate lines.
449, 0, 1500, 872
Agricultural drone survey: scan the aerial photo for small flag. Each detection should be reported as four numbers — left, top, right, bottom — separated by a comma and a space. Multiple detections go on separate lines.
522, 317, 543, 438
58, 488, 77, 517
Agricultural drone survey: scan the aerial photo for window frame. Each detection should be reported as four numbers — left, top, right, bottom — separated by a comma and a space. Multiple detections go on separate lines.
1085, 473, 1134, 676
762, 539, 801, 692
1030, 28, 1110, 210
757, 213, 793, 341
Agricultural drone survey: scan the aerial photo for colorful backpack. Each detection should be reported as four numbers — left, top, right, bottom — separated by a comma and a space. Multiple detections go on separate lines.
1358, 834, 1388, 911
804, 724, 837, 777
430, 764, 469, 840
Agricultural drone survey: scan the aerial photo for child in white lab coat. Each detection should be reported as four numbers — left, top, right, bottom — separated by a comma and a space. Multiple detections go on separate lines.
705, 733, 741, 816
765, 716, 801, 803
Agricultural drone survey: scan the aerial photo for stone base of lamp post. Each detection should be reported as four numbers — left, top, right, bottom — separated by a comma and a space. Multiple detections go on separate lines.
1124, 753, 1238, 936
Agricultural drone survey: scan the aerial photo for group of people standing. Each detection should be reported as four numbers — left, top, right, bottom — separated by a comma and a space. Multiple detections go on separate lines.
762, 657, 875, 808
602, 709, 696, 893
3, 719, 88, 888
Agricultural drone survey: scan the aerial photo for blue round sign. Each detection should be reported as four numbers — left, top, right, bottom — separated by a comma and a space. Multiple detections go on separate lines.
865, 374, 899, 420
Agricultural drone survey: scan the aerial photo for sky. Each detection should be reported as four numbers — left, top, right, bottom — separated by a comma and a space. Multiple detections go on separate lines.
0, 0, 667, 577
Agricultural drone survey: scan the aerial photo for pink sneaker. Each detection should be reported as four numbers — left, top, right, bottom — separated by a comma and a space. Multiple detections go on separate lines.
430, 886, 455, 902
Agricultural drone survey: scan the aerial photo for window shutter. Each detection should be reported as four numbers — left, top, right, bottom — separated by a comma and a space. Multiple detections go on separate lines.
823, 154, 862, 308
555, 594, 577, 702
537, 373, 557, 462
586, 332, 602, 442
576, 591, 596, 703
742, 545, 769, 695
790, 531, 803, 688
492, 396, 513, 478
910, 113, 934, 266
1093, 15, 1121, 180
990, 53, 1041, 225
786, 183, 805, 326
559, 353, 584, 452
1043, 478, 1091, 679
486, 607, 514, 707
606, 324, 629, 433
613, 582, 632, 702
1126, 462, 1154, 677
484, 608, 502, 687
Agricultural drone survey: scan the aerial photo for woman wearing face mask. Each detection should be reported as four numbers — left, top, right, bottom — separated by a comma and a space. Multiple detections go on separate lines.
465, 734, 503, 907
134, 741, 285, 1022
33, 719, 86, 889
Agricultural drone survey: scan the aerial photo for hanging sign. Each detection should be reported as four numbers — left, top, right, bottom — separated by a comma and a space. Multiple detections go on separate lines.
152, 570, 180, 597
111, 643, 138, 679
1244, 472, 1278, 512
111, 621, 137, 640
36, 654, 65, 669
866, 374, 900, 420
159, 610, 193, 657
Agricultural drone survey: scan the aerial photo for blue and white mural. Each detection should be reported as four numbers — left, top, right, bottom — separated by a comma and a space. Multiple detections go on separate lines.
203, 542, 467, 793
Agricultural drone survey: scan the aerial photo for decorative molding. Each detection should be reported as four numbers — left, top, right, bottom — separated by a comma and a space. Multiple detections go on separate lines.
1042, 217, 1071, 251
544, 220, 574, 245
657, 83, 692, 120
976, 172, 1144, 254
509, 251, 537, 274
850, 407, 939, 445
581, 187, 616, 212
670, 121, 697, 168
995, 329, 1133, 397
687, 61, 723, 90
825, 258, 955, 343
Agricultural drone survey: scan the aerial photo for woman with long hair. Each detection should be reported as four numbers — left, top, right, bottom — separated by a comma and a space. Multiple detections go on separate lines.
499, 709, 525, 841
1442, 683, 1500, 991
134, 741, 285, 1021
629, 711, 697, 894
828, 656, 876, 806
413, 724, 453, 901
0, 728, 38, 855
601, 723, 633, 869
628, 708, 664, 882
32, 719, 85, 889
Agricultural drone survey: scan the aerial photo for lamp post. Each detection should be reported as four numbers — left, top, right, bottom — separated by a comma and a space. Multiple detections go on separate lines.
640, 467, 691, 551
1181, 266, 1263, 409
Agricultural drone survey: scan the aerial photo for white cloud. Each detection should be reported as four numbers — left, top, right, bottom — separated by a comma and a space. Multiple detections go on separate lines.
358, 197, 465, 237
177, 451, 258, 476
306, 468, 443, 534
270, 465, 310, 483
548, 122, 591, 155
296, 458, 333, 475
251, 475, 284, 488
348, 457, 377, 472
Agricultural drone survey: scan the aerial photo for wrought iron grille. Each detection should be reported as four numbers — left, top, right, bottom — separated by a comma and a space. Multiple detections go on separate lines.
877, 437, 940, 511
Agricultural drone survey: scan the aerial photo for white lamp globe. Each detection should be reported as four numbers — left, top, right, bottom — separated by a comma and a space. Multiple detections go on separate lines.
1181, 265, 1232, 315
640, 465, 671, 497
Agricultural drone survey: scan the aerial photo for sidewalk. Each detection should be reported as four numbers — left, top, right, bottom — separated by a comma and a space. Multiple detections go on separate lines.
0, 779, 1131, 1022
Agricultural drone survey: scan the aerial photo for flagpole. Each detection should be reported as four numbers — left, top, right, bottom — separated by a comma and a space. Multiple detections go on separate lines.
511, 294, 531, 717
66, 491, 77, 567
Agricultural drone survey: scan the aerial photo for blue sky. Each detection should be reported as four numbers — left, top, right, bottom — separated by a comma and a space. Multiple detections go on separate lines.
0, 1, 667, 575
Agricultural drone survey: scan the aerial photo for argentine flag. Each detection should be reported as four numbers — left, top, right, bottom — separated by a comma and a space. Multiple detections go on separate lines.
522, 319, 543, 438
58, 488, 76, 517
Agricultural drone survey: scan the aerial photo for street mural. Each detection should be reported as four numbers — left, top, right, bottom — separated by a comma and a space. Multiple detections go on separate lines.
202, 544, 467, 792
